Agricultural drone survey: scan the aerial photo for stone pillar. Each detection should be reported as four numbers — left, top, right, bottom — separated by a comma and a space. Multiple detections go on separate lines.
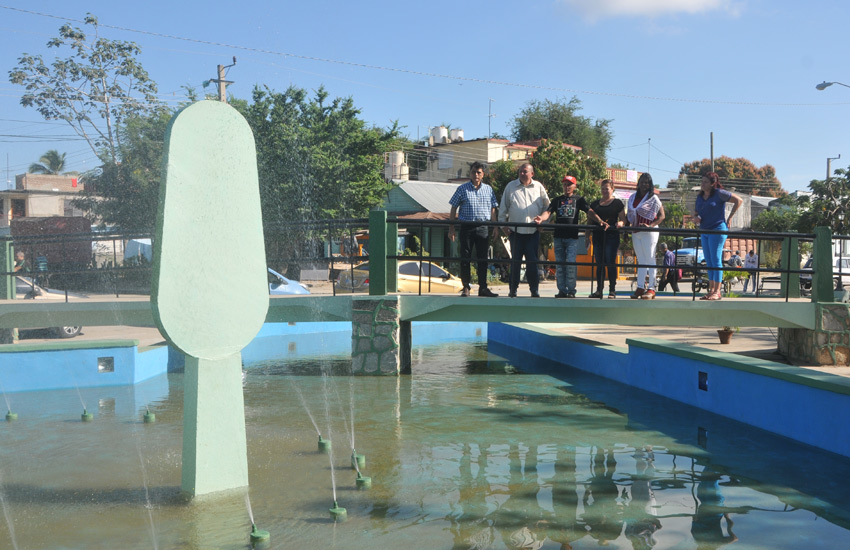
779, 303, 850, 366
351, 297, 404, 375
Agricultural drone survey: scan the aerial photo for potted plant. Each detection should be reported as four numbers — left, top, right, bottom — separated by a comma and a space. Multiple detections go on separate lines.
717, 325, 738, 344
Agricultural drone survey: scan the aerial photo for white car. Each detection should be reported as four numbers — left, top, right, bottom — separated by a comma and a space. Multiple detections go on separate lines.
268, 268, 310, 295
15, 276, 83, 338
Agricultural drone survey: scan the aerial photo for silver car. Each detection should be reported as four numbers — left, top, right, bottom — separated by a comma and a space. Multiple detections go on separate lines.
15, 276, 83, 338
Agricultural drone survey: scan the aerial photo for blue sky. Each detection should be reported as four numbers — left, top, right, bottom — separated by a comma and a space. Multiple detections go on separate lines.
1, 0, 848, 193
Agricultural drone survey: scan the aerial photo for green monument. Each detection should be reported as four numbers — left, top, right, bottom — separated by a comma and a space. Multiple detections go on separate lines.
152, 100, 269, 497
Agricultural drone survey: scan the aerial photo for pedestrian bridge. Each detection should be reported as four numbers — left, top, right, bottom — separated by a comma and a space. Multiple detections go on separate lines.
0, 293, 821, 331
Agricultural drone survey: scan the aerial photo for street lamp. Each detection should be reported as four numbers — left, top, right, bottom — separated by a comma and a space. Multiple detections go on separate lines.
816, 81, 850, 91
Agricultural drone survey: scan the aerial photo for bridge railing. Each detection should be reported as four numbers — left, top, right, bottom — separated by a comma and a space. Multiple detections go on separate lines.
366, 211, 841, 303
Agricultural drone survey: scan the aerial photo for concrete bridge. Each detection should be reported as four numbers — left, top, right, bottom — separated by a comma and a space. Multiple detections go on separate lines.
1, 218, 848, 369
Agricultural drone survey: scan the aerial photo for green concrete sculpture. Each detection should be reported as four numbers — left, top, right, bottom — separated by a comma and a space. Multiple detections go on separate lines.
152, 100, 269, 497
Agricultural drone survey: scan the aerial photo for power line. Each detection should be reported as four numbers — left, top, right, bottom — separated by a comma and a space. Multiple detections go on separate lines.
3, 5, 849, 108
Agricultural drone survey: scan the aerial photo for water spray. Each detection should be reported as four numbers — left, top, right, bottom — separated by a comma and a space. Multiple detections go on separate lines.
350, 449, 365, 470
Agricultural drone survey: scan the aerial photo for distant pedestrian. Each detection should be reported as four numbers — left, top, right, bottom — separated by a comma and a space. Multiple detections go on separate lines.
499, 163, 550, 298
743, 249, 759, 293
13, 251, 28, 272
657, 243, 680, 293
449, 161, 499, 297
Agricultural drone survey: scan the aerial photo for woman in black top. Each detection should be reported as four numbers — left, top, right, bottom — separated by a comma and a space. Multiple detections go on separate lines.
587, 179, 626, 298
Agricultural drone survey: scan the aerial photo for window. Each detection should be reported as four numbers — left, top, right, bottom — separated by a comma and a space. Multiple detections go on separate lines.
422, 263, 448, 278
399, 262, 420, 276
11, 199, 25, 218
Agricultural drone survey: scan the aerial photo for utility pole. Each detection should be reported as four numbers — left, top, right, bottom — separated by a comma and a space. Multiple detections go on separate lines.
827, 154, 841, 183
710, 132, 714, 172
207, 57, 237, 103
647, 137, 651, 171
488, 98, 496, 139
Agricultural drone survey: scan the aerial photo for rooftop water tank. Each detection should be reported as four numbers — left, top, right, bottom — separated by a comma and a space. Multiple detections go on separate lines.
450, 128, 464, 142
431, 126, 448, 144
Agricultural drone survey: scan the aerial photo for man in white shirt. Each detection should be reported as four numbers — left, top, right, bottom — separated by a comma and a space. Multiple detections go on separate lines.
743, 250, 759, 293
499, 163, 550, 297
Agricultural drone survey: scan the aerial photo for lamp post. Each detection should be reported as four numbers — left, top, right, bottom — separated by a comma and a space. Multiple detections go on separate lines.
815, 81, 850, 91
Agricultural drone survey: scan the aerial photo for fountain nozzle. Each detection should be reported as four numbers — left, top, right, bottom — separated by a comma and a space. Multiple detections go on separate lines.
318, 434, 331, 453
355, 471, 372, 490
250, 523, 270, 543
329, 500, 347, 521
5, 409, 17, 421
81, 409, 94, 422
143, 408, 156, 423
351, 449, 365, 469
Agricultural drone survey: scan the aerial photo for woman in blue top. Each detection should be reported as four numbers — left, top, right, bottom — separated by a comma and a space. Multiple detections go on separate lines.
694, 172, 742, 300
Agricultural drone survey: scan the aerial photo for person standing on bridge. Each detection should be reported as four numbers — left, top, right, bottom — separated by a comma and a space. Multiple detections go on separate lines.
499, 163, 550, 298
627, 173, 665, 300
449, 161, 499, 297
743, 249, 759, 293
587, 179, 626, 299
694, 172, 742, 301
535, 174, 591, 298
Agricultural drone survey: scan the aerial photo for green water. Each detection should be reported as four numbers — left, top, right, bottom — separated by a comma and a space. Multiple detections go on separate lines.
0, 341, 849, 549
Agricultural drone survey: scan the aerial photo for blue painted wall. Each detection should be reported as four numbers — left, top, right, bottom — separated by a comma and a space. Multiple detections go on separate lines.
488, 322, 850, 458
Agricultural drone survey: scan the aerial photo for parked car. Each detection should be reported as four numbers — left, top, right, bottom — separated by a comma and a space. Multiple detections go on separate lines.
799, 256, 850, 291
336, 260, 465, 294
268, 268, 310, 295
14, 276, 83, 338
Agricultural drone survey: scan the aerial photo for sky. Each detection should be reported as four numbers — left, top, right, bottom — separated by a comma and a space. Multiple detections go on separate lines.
0, 0, 848, 194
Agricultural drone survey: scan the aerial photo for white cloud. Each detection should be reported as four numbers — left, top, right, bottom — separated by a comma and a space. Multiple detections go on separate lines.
559, 0, 743, 20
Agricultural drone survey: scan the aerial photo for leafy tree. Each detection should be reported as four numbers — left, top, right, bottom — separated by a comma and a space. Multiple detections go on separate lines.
751, 205, 801, 234
530, 139, 606, 203
510, 97, 613, 158
235, 85, 398, 275
29, 149, 67, 174
9, 14, 159, 165
73, 108, 172, 232
483, 159, 519, 199
797, 165, 850, 234
679, 156, 784, 197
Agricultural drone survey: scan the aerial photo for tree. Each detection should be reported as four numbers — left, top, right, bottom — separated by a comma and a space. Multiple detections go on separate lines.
530, 139, 607, 203
483, 159, 519, 199
9, 14, 159, 165
510, 97, 613, 158
678, 156, 784, 197
797, 165, 850, 234
73, 108, 172, 232
29, 149, 67, 174
235, 85, 399, 275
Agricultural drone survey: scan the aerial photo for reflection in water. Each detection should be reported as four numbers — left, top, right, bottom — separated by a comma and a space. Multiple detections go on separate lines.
0, 342, 848, 548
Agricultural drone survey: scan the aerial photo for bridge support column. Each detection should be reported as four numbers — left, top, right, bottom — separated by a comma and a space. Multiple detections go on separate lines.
779, 303, 850, 366
351, 297, 408, 375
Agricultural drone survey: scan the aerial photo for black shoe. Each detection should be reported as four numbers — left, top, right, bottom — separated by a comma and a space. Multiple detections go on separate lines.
589, 291, 603, 298
566, 291, 576, 298
460, 288, 470, 297
508, 291, 517, 298
478, 287, 499, 297
530, 292, 540, 298
555, 291, 568, 298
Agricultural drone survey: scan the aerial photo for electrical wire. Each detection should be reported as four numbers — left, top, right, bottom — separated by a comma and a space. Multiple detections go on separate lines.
3, 4, 849, 108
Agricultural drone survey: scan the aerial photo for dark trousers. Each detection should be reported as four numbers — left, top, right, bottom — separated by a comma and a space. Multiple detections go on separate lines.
592, 230, 620, 291
459, 225, 490, 289
659, 268, 680, 292
509, 231, 540, 293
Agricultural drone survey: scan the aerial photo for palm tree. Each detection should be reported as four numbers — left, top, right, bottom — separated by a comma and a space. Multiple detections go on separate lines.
29, 150, 67, 174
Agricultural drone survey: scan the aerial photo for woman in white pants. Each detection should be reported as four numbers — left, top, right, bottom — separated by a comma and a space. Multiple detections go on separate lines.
627, 173, 665, 299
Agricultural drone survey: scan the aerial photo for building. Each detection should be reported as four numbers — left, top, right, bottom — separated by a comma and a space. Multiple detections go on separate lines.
1, 174, 86, 230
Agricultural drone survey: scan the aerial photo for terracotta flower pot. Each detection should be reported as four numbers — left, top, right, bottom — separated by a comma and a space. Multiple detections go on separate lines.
717, 329, 734, 344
